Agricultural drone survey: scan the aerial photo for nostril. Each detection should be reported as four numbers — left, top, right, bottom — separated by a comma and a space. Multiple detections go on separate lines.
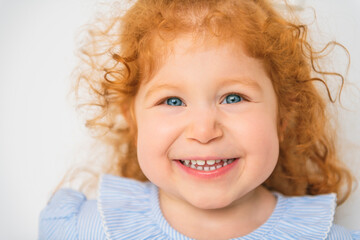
185, 121, 223, 144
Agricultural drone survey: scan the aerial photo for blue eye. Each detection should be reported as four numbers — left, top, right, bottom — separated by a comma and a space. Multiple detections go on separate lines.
166, 97, 184, 106
222, 94, 243, 104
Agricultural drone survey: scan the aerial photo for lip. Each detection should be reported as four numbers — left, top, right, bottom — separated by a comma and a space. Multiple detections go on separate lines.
173, 158, 239, 179
174, 156, 235, 161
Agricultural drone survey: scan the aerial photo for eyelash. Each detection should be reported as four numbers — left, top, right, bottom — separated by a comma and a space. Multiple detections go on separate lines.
159, 92, 249, 106
163, 96, 186, 106
220, 92, 248, 104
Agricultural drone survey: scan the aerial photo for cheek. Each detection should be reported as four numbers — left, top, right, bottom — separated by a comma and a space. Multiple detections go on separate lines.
233, 110, 279, 159
137, 113, 179, 152
137, 109, 186, 147
233, 112, 279, 182
136, 121, 165, 181
136, 112, 183, 176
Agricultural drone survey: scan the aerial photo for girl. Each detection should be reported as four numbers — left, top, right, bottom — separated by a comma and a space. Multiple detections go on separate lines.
39, 0, 360, 239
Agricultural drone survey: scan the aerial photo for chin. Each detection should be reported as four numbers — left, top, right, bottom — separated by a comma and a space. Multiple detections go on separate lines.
186, 193, 236, 210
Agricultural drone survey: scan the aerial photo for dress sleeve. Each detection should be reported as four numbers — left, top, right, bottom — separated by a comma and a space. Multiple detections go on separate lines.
351, 231, 360, 240
38, 188, 86, 240
327, 224, 360, 240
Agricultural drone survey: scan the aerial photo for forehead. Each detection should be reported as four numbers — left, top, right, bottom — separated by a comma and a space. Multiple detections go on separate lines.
138, 33, 253, 83
137, 35, 272, 98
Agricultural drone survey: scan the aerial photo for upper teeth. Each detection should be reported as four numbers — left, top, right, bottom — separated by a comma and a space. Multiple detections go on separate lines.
185, 159, 233, 165
180, 158, 236, 171
207, 160, 215, 165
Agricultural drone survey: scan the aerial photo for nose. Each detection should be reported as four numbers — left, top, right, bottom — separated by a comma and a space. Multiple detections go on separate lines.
185, 108, 223, 144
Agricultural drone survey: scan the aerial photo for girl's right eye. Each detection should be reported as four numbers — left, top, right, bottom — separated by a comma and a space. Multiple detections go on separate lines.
165, 97, 184, 106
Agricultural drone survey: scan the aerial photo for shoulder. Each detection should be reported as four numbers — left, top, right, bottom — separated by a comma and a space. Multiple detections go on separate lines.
39, 188, 106, 240
38, 175, 155, 240
266, 193, 360, 240
263, 193, 336, 239
327, 225, 360, 240
98, 174, 176, 239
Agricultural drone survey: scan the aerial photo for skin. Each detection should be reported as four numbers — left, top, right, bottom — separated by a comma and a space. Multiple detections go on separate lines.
134, 37, 279, 240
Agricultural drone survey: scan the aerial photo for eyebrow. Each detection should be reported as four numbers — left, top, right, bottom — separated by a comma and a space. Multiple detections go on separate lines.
144, 83, 182, 100
144, 77, 262, 100
220, 77, 262, 91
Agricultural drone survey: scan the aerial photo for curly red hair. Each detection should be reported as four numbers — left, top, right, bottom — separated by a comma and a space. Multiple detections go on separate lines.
66, 0, 353, 204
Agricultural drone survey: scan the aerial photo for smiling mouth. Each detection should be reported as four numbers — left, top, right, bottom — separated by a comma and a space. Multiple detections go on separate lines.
178, 158, 236, 172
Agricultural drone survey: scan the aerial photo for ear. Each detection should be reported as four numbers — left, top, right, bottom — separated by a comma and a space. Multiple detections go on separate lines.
279, 118, 287, 143
120, 104, 132, 125
120, 99, 136, 125
120, 99, 138, 146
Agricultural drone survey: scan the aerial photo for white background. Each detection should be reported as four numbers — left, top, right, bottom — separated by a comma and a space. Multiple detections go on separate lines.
0, 0, 359, 239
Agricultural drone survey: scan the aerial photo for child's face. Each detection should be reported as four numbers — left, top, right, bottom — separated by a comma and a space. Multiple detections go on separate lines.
134, 37, 279, 210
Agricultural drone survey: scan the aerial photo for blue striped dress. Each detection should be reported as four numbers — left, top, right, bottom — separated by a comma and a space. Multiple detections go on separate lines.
39, 174, 360, 239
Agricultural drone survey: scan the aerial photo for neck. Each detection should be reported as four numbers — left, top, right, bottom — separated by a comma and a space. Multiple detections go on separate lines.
159, 186, 276, 240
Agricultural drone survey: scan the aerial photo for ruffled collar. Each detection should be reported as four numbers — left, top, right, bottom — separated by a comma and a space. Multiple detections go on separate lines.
98, 174, 336, 240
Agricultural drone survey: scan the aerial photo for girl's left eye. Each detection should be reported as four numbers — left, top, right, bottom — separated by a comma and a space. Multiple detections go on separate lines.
221, 94, 243, 104
165, 97, 184, 106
